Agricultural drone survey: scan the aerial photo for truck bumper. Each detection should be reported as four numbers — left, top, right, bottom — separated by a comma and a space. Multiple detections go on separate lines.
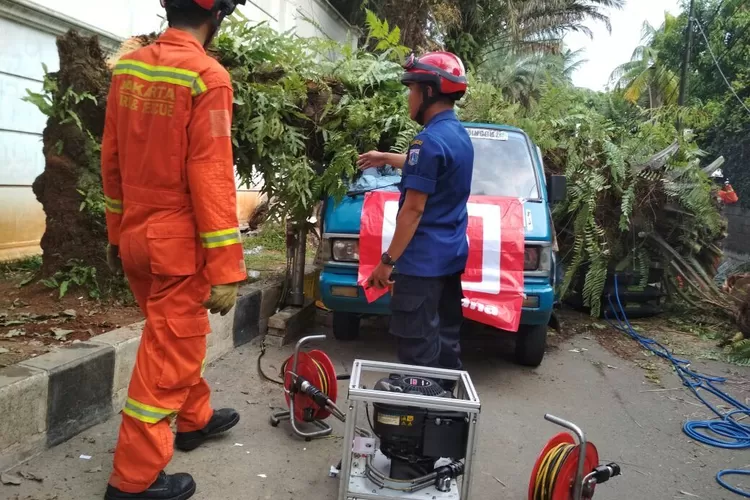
320, 266, 554, 328
319, 266, 392, 315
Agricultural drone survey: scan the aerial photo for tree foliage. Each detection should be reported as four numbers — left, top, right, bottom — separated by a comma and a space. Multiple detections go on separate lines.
329, 0, 622, 68
612, 0, 750, 207
212, 11, 417, 224
459, 80, 725, 317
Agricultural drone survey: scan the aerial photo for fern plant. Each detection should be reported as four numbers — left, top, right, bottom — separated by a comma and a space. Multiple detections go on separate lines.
459, 82, 726, 318
211, 11, 416, 224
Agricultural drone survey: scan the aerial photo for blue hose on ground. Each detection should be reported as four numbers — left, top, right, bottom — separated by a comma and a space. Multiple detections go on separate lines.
605, 278, 750, 497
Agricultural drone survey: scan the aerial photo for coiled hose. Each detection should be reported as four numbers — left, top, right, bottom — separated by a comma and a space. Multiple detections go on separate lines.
532, 442, 576, 500
607, 278, 750, 497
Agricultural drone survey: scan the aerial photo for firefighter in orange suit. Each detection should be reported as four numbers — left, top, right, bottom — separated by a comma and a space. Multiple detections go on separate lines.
101, 1, 247, 499
719, 180, 739, 205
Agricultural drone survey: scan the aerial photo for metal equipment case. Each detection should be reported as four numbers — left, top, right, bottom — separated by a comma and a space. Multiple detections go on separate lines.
338, 360, 481, 500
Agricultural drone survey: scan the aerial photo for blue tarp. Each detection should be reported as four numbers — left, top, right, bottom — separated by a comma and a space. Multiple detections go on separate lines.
348, 166, 402, 193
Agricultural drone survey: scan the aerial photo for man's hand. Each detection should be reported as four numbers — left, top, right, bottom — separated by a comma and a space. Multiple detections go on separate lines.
106, 244, 122, 275
357, 151, 386, 170
368, 262, 394, 290
204, 283, 239, 316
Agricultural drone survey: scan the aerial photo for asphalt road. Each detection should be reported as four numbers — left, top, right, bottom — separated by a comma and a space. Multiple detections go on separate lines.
3, 322, 749, 500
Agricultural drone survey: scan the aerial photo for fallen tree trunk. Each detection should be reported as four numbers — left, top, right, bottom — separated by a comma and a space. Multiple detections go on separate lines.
31, 31, 114, 290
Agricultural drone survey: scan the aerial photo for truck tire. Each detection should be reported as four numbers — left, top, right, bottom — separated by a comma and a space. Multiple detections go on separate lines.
333, 312, 360, 341
514, 324, 547, 367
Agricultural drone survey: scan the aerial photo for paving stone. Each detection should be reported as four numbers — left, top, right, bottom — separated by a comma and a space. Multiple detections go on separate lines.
232, 289, 262, 347
0, 365, 48, 471
21, 343, 115, 447
92, 322, 143, 411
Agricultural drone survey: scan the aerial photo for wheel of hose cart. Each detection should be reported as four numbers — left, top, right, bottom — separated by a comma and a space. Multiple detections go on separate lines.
282, 350, 338, 422
528, 432, 599, 500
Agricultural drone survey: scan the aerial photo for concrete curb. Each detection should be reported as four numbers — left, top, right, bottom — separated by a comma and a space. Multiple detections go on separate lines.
0, 279, 285, 472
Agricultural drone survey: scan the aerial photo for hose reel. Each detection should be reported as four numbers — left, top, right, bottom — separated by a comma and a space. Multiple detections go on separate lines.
528, 415, 621, 500
269, 335, 346, 440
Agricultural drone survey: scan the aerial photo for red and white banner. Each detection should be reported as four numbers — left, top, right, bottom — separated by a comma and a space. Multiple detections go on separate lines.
358, 191, 525, 332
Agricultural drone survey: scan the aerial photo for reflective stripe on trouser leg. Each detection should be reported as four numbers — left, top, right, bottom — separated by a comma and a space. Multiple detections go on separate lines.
123, 398, 176, 424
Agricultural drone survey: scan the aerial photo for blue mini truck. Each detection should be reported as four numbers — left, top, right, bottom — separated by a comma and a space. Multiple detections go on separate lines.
317, 123, 566, 367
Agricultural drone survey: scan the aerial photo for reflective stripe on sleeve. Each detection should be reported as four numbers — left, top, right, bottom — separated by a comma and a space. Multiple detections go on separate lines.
200, 228, 241, 249
122, 397, 176, 424
105, 196, 123, 214
114, 59, 207, 96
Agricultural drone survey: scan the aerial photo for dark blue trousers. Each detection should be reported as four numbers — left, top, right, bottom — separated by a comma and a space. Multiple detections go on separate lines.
389, 273, 464, 370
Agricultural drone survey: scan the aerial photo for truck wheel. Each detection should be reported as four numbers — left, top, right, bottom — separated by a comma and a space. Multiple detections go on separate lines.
333, 312, 360, 341
514, 324, 547, 367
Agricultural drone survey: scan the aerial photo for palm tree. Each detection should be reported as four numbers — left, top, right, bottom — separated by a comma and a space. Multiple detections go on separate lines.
609, 16, 680, 109
479, 47, 587, 108
449, 0, 624, 68
329, 0, 623, 68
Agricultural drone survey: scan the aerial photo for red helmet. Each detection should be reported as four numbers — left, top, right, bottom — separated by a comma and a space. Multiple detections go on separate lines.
160, 0, 245, 16
401, 52, 468, 96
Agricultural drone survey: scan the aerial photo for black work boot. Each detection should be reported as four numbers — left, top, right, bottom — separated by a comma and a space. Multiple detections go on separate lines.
175, 408, 240, 452
104, 471, 196, 500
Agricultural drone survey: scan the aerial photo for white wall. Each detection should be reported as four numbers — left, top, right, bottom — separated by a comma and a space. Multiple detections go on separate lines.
0, 0, 356, 260
20, 0, 357, 45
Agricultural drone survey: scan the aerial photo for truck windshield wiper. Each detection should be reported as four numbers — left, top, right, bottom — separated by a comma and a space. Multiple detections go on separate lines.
347, 182, 401, 198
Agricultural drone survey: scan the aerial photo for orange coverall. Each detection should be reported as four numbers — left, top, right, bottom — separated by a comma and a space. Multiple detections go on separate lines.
101, 28, 246, 493
719, 184, 739, 204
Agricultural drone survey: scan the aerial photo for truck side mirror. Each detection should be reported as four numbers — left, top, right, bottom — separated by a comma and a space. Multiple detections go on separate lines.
547, 175, 567, 204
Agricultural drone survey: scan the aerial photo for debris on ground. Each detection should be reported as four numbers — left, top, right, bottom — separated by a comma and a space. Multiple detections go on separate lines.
1, 473, 22, 485
17, 471, 43, 482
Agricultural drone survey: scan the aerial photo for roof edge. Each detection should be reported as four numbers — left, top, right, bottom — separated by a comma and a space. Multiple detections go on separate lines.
0, 0, 123, 52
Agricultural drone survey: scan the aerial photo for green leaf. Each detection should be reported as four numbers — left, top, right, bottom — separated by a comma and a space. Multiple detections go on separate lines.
66, 110, 83, 130
41, 278, 57, 289
59, 280, 70, 299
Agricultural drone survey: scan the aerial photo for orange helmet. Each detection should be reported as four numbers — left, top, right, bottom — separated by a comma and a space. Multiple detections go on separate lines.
401, 52, 468, 96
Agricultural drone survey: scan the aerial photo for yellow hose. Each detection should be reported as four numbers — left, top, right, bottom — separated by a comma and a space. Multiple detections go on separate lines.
532, 443, 576, 500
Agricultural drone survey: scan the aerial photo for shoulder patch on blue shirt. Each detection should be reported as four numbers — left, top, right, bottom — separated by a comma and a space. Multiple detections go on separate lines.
407, 147, 421, 166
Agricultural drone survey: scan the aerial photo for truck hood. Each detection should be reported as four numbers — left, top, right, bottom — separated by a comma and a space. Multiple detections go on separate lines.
324, 194, 366, 235
324, 193, 552, 241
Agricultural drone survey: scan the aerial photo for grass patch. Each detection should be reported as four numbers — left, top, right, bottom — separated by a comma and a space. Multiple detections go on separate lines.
244, 222, 286, 253
0, 255, 42, 281
244, 251, 287, 272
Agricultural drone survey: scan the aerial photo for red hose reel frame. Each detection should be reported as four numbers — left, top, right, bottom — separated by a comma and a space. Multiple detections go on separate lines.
528, 432, 600, 500
282, 349, 338, 421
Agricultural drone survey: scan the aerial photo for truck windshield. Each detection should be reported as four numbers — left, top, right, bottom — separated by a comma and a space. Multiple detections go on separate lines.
467, 128, 540, 199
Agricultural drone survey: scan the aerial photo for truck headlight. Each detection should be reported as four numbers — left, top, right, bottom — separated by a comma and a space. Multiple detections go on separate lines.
332, 239, 359, 262
524, 246, 552, 272
524, 247, 540, 271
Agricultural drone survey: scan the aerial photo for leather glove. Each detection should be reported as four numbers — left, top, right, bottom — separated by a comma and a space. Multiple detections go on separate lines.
203, 283, 239, 316
107, 244, 122, 275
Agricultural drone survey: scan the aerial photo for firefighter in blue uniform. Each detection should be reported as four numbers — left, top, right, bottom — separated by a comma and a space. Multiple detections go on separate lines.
358, 52, 474, 374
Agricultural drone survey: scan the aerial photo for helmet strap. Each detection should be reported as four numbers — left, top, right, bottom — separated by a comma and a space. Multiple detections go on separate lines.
202, 10, 222, 48
415, 83, 440, 126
